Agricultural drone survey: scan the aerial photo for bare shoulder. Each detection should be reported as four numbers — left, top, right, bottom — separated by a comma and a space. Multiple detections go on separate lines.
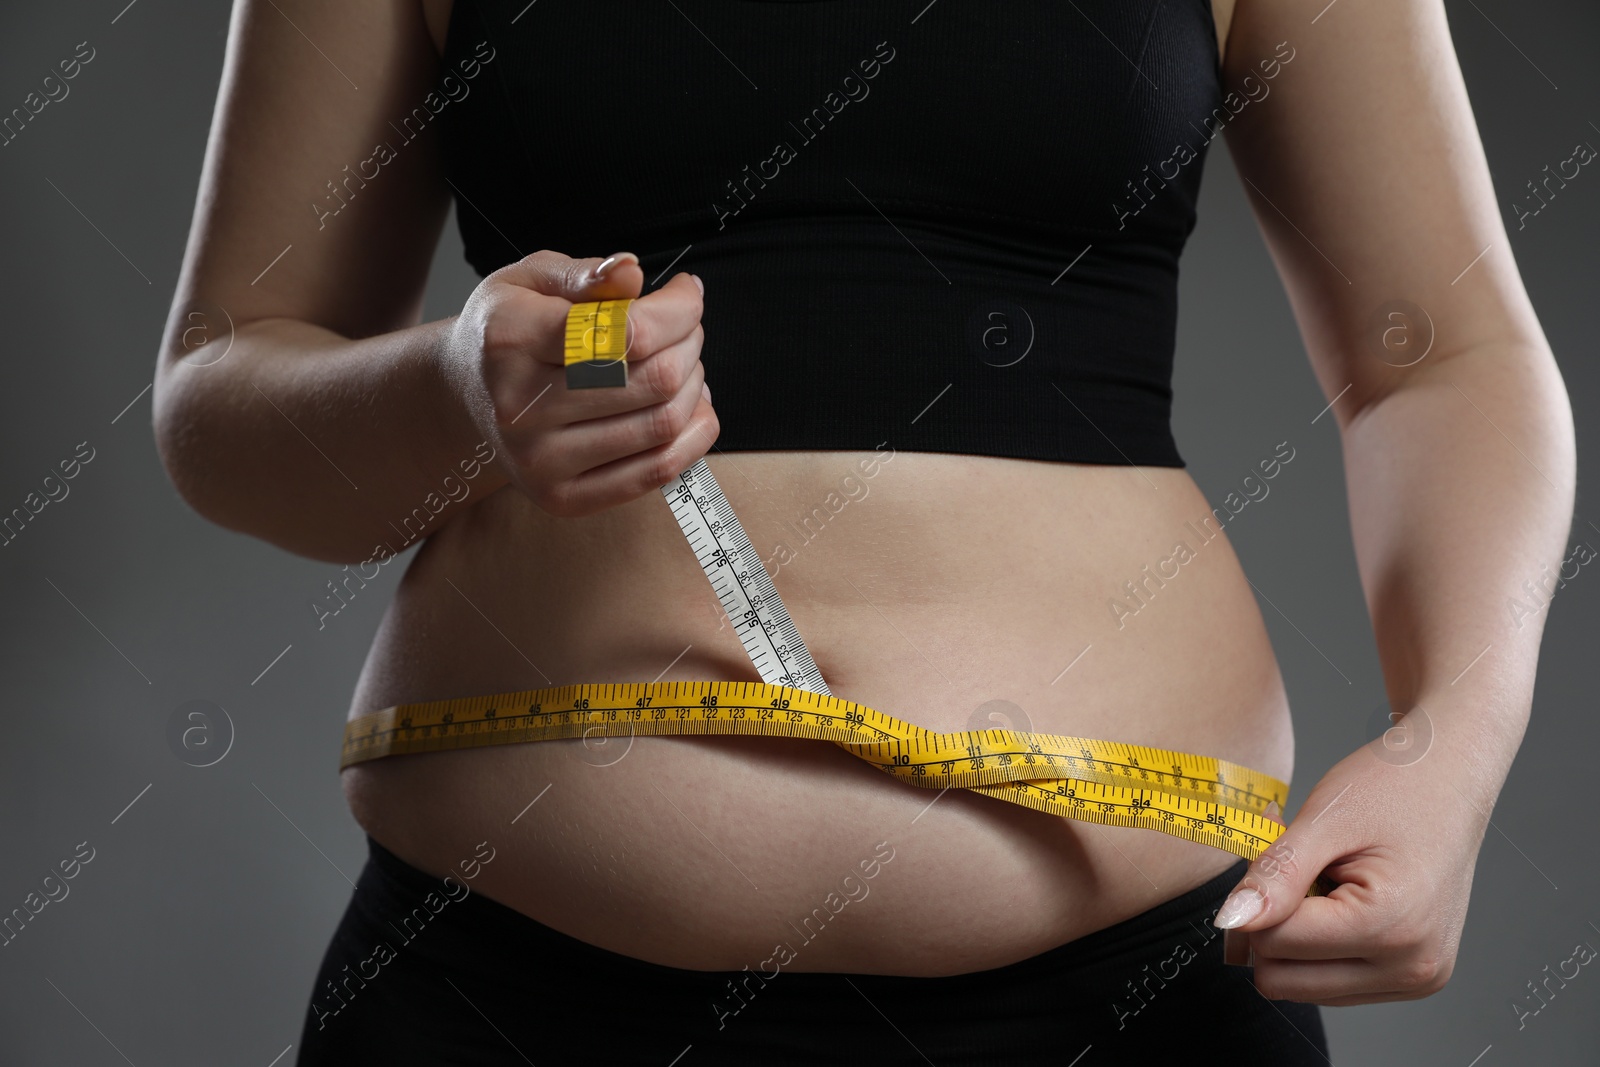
1219, 0, 1545, 419
160, 0, 451, 362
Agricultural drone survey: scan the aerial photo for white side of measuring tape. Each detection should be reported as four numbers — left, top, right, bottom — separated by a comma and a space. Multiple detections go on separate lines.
661, 459, 833, 697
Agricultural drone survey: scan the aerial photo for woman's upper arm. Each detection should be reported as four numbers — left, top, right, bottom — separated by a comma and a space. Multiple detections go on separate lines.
1221, 0, 1552, 422
163, 0, 451, 353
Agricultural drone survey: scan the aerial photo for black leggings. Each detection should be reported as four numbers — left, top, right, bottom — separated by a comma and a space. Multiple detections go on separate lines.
297, 836, 1328, 1066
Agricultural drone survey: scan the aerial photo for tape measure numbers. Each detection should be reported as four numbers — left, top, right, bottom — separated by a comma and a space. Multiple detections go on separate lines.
661, 459, 832, 696
342, 300, 1312, 880
564, 298, 633, 389
341, 679, 1289, 864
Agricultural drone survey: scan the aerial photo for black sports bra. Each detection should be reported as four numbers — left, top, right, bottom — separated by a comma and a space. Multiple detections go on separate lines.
436, 1, 1227, 466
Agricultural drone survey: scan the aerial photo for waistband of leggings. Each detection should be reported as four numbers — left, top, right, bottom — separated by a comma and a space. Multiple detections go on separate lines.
1085, 855, 1248, 945
1033, 855, 1246, 960
906, 854, 1248, 988
358, 835, 747, 980
358, 833, 1246, 979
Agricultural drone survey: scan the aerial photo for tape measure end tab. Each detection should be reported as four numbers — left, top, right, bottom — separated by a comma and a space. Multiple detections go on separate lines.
565, 360, 628, 389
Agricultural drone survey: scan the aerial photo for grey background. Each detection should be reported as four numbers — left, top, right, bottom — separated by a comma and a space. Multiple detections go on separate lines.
1, 2, 1596, 1064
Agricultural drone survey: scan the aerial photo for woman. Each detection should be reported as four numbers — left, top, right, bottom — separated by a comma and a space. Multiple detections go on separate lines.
153, 0, 1575, 1062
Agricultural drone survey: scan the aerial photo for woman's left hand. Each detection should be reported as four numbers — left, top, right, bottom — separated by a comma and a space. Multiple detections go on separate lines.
1211, 733, 1494, 1005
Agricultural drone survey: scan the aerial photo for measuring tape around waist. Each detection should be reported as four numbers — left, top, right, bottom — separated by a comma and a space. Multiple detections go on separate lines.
341, 299, 1316, 884
341, 679, 1290, 864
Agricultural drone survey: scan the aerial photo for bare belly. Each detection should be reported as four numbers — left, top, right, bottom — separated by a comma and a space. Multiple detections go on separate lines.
341, 449, 1294, 976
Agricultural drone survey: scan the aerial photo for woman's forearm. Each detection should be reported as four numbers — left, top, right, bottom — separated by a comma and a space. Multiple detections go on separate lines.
1339, 339, 1577, 802
152, 314, 504, 564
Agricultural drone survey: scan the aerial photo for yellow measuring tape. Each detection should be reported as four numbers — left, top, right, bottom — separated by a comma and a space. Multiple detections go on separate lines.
343, 300, 1323, 893
340, 680, 1295, 867
564, 298, 633, 388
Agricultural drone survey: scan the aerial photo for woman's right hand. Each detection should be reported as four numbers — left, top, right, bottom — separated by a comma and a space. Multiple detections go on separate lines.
439, 249, 717, 518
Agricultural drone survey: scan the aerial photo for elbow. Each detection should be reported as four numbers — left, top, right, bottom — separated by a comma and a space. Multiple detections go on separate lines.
1356, 339, 1577, 484
150, 369, 263, 549
1545, 353, 1577, 462
1518, 343, 1578, 497
152, 357, 230, 533
151, 360, 383, 566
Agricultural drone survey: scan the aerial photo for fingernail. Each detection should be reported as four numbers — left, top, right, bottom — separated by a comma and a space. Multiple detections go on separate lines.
1213, 887, 1264, 929
1263, 800, 1282, 824
701, 382, 711, 403
591, 251, 639, 281
691, 273, 704, 296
